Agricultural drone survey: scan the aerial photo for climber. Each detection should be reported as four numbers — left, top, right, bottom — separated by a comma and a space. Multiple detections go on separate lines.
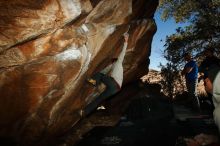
81, 32, 129, 117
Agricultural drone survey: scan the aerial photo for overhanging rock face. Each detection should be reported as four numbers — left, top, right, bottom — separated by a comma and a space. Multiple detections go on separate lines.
0, 0, 158, 145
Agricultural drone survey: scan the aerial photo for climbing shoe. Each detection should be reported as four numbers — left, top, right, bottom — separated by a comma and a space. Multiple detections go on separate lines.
87, 78, 96, 86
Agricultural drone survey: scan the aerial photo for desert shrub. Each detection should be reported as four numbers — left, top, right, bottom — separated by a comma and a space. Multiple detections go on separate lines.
159, 63, 185, 98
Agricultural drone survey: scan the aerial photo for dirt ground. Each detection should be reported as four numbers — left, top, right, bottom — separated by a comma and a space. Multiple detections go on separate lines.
75, 84, 218, 146
0, 83, 218, 146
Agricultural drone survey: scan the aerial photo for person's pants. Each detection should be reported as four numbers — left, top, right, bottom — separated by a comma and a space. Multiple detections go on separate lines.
84, 73, 120, 116
186, 79, 200, 109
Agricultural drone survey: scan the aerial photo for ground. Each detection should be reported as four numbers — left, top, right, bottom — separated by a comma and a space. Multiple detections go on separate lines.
75, 83, 219, 146
0, 83, 218, 146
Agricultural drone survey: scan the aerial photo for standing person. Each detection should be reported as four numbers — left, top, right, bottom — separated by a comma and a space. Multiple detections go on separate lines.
204, 65, 220, 131
184, 65, 220, 146
198, 48, 220, 109
181, 53, 200, 111
199, 47, 220, 80
81, 33, 129, 117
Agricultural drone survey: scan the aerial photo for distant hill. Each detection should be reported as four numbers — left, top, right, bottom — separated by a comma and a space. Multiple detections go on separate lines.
141, 69, 161, 83
141, 69, 206, 96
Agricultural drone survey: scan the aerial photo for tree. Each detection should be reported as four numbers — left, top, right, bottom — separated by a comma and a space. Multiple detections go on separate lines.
158, 0, 220, 97
160, 62, 185, 98
159, 0, 220, 59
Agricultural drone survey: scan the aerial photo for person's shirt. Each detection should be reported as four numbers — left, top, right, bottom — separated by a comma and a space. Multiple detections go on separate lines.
184, 60, 198, 81
109, 42, 127, 87
101, 64, 112, 74
199, 56, 220, 76
212, 70, 220, 107
100, 42, 128, 87
212, 70, 220, 132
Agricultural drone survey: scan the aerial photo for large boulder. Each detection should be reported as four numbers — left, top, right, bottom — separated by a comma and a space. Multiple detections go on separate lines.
0, 0, 158, 145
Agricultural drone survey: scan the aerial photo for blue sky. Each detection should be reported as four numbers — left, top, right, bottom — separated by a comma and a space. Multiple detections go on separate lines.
149, 12, 187, 71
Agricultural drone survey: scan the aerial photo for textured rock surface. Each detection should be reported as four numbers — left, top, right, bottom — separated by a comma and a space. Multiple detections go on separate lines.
0, 0, 92, 52
0, 0, 158, 145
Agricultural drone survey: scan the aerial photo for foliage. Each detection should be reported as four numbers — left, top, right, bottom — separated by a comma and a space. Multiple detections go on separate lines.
158, 0, 220, 56
158, 0, 220, 97
159, 60, 185, 98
